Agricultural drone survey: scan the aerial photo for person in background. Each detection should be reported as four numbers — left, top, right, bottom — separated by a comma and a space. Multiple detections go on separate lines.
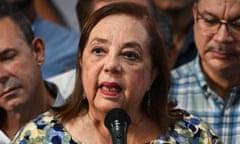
169, 0, 240, 143
5, 0, 79, 78
11, 2, 220, 143
0, 3, 65, 143
76, 0, 156, 29
154, 0, 197, 68
34, 0, 67, 27
149, 0, 175, 69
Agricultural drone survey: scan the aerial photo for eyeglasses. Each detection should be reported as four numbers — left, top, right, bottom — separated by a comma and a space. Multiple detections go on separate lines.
196, 6, 240, 37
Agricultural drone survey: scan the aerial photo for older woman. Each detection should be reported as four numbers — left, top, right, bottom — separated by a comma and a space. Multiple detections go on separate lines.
11, 2, 220, 144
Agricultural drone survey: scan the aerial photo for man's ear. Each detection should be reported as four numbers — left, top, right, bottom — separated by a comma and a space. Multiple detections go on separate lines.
78, 53, 82, 66
192, 2, 198, 23
31, 37, 45, 66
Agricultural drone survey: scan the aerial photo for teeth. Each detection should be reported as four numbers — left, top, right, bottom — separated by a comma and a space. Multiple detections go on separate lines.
102, 86, 120, 92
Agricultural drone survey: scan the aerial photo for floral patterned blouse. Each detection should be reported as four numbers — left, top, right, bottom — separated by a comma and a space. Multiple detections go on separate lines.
11, 111, 221, 144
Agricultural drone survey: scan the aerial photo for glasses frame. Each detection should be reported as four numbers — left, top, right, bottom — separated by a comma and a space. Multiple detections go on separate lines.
196, 5, 240, 36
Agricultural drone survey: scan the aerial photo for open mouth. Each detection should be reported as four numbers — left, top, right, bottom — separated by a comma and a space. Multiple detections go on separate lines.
101, 85, 122, 92
99, 82, 122, 96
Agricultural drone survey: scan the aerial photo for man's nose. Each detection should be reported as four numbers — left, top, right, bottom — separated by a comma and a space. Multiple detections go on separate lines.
213, 24, 235, 43
0, 65, 10, 83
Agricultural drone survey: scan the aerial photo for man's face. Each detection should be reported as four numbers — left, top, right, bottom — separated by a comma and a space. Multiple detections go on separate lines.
193, 0, 240, 79
0, 17, 44, 111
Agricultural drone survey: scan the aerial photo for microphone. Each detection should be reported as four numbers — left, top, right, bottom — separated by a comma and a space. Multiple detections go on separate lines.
104, 108, 131, 144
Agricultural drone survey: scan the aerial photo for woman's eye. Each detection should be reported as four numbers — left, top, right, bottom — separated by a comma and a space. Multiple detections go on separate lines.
92, 47, 105, 56
123, 52, 139, 61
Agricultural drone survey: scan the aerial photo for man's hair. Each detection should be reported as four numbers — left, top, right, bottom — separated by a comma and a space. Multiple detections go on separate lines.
5, 0, 33, 9
0, 2, 34, 45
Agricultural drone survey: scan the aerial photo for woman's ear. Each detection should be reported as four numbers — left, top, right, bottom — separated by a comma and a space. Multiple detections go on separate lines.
31, 37, 45, 66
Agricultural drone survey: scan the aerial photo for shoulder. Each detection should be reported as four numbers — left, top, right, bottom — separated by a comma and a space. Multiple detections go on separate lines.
171, 58, 197, 80
169, 114, 220, 143
149, 113, 221, 144
11, 111, 54, 143
170, 57, 201, 90
10, 111, 78, 143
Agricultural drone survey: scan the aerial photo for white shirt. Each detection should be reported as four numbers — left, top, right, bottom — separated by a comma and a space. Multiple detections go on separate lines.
47, 69, 76, 99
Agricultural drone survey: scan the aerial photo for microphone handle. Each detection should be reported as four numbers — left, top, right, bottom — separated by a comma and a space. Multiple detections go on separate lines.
110, 120, 128, 144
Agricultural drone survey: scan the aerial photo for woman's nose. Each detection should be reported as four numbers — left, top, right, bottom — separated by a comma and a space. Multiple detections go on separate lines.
103, 56, 122, 74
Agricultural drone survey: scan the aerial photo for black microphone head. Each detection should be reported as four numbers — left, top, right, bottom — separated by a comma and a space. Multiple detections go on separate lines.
104, 108, 131, 144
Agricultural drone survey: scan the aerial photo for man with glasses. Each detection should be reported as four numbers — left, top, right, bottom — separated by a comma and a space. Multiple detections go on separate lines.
169, 0, 240, 143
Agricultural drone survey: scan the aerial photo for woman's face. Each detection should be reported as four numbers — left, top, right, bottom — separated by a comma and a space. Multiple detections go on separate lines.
81, 14, 157, 115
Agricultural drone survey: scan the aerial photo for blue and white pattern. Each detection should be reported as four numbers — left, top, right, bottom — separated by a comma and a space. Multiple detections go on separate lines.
11, 111, 220, 143
169, 56, 240, 144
